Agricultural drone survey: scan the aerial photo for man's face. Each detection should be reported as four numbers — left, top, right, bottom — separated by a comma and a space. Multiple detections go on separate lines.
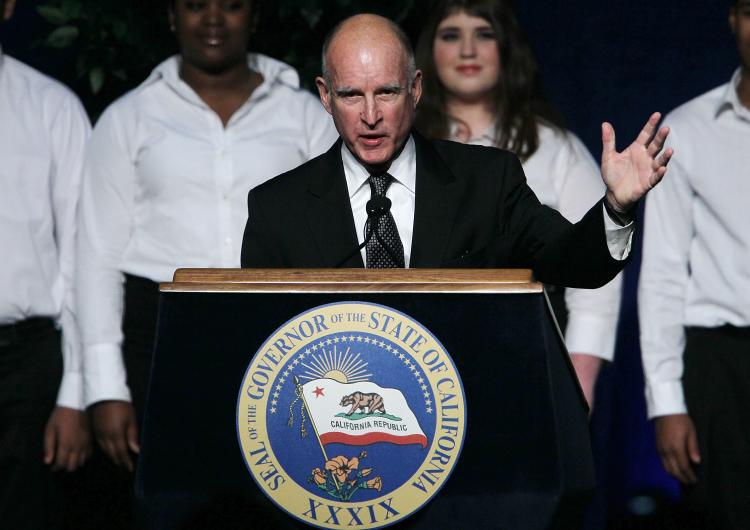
316, 39, 422, 169
731, 0, 750, 71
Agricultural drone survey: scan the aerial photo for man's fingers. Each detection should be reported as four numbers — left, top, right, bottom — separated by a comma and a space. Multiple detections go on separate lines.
660, 447, 693, 484
636, 112, 661, 147
647, 125, 670, 157
113, 435, 133, 471
111, 434, 128, 467
53, 443, 71, 472
65, 451, 79, 473
655, 147, 673, 169
687, 428, 701, 464
649, 166, 667, 189
43, 423, 56, 466
126, 421, 140, 454
100, 436, 121, 466
660, 452, 679, 480
601, 122, 616, 161
673, 445, 697, 484
90, 401, 137, 470
100, 438, 115, 463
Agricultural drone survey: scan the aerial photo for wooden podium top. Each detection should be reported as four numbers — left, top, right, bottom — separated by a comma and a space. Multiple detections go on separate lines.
160, 268, 542, 294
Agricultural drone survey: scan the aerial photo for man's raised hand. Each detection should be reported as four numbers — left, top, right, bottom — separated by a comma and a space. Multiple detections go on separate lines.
601, 112, 673, 213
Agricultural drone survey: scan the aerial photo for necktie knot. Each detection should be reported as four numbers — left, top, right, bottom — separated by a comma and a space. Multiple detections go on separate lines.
369, 173, 392, 197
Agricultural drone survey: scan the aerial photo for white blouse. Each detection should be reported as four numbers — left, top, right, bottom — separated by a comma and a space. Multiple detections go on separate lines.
77, 53, 338, 406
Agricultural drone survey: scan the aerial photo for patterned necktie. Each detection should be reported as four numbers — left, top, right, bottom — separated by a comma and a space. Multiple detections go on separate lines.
365, 173, 405, 268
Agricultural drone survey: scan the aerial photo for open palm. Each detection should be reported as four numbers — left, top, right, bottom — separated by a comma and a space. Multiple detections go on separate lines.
600, 112, 673, 212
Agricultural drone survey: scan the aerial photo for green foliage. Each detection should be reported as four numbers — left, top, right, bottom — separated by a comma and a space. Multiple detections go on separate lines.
35, 0, 426, 115
36, 0, 175, 116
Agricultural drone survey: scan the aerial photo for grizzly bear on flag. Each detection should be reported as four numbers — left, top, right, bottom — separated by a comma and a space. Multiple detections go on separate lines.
340, 391, 386, 416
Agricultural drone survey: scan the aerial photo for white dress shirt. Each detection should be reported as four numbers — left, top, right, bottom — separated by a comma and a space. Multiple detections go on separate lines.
77, 53, 338, 407
0, 48, 91, 410
639, 68, 750, 418
343, 136, 417, 266
453, 124, 625, 360
342, 133, 631, 337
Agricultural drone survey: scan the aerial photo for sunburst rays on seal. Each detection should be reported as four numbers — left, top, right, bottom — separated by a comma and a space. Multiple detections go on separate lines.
299, 346, 372, 383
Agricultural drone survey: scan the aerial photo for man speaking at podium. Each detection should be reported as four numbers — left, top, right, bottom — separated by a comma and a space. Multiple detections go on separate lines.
241, 14, 671, 286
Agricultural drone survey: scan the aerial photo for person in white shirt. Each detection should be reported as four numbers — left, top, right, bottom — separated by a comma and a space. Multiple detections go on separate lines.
0, 0, 91, 527
639, 1, 750, 527
413, 0, 622, 408
75, 0, 337, 510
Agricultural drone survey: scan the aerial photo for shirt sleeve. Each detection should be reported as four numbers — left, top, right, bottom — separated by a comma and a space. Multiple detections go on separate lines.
48, 92, 91, 410
302, 93, 338, 158
77, 105, 136, 407
638, 126, 692, 418
553, 133, 623, 361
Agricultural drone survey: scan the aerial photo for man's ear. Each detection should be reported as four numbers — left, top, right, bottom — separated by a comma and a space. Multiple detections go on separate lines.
412, 70, 423, 109
316, 76, 333, 115
730, 6, 737, 36
3, 0, 17, 21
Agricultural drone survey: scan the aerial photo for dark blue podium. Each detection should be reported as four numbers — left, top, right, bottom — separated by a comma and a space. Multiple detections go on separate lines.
136, 269, 593, 530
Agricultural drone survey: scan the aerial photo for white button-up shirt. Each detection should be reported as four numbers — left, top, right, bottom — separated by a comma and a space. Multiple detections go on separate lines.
0, 48, 91, 409
343, 136, 417, 267
639, 68, 750, 418
77, 53, 338, 406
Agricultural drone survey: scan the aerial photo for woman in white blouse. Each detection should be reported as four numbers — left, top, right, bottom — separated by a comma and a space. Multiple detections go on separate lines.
414, 0, 622, 409
76, 0, 337, 488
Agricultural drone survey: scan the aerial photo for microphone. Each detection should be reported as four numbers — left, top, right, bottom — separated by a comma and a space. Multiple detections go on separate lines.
366, 195, 392, 218
334, 196, 393, 267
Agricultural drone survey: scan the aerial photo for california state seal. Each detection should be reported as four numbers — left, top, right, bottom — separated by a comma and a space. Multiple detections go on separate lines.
237, 302, 467, 529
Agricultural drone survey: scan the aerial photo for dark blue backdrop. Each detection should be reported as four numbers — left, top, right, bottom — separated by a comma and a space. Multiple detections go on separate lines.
2, 0, 740, 527
511, 1, 738, 527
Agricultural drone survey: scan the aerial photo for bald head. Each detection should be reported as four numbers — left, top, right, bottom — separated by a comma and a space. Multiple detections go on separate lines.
315, 14, 423, 169
321, 14, 416, 88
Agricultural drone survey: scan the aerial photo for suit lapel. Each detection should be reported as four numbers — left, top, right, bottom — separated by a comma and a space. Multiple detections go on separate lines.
305, 140, 364, 267
410, 133, 462, 267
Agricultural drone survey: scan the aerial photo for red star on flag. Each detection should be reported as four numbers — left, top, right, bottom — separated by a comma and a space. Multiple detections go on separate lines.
313, 386, 325, 398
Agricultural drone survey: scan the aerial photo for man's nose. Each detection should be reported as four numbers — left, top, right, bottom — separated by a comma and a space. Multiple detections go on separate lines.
361, 97, 382, 127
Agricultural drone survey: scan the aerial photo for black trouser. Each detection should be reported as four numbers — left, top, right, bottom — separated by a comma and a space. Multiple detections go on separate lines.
0, 318, 63, 530
67, 274, 160, 530
683, 326, 750, 530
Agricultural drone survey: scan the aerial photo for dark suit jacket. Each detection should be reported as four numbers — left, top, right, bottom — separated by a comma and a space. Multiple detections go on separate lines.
241, 132, 626, 288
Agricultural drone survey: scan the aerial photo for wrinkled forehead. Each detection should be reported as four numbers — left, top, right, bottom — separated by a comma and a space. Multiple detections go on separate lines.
327, 38, 409, 86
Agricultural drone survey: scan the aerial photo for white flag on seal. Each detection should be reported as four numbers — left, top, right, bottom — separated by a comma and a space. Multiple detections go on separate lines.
301, 379, 427, 448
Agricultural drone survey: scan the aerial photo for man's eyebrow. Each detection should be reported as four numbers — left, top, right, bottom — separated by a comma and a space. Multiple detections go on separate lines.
377, 84, 405, 93
334, 87, 360, 97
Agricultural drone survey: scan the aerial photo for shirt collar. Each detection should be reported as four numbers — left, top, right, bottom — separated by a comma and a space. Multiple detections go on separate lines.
341, 135, 416, 198
139, 53, 301, 109
0, 46, 5, 76
715, 67, 749, 119
448, 120, 496, 146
